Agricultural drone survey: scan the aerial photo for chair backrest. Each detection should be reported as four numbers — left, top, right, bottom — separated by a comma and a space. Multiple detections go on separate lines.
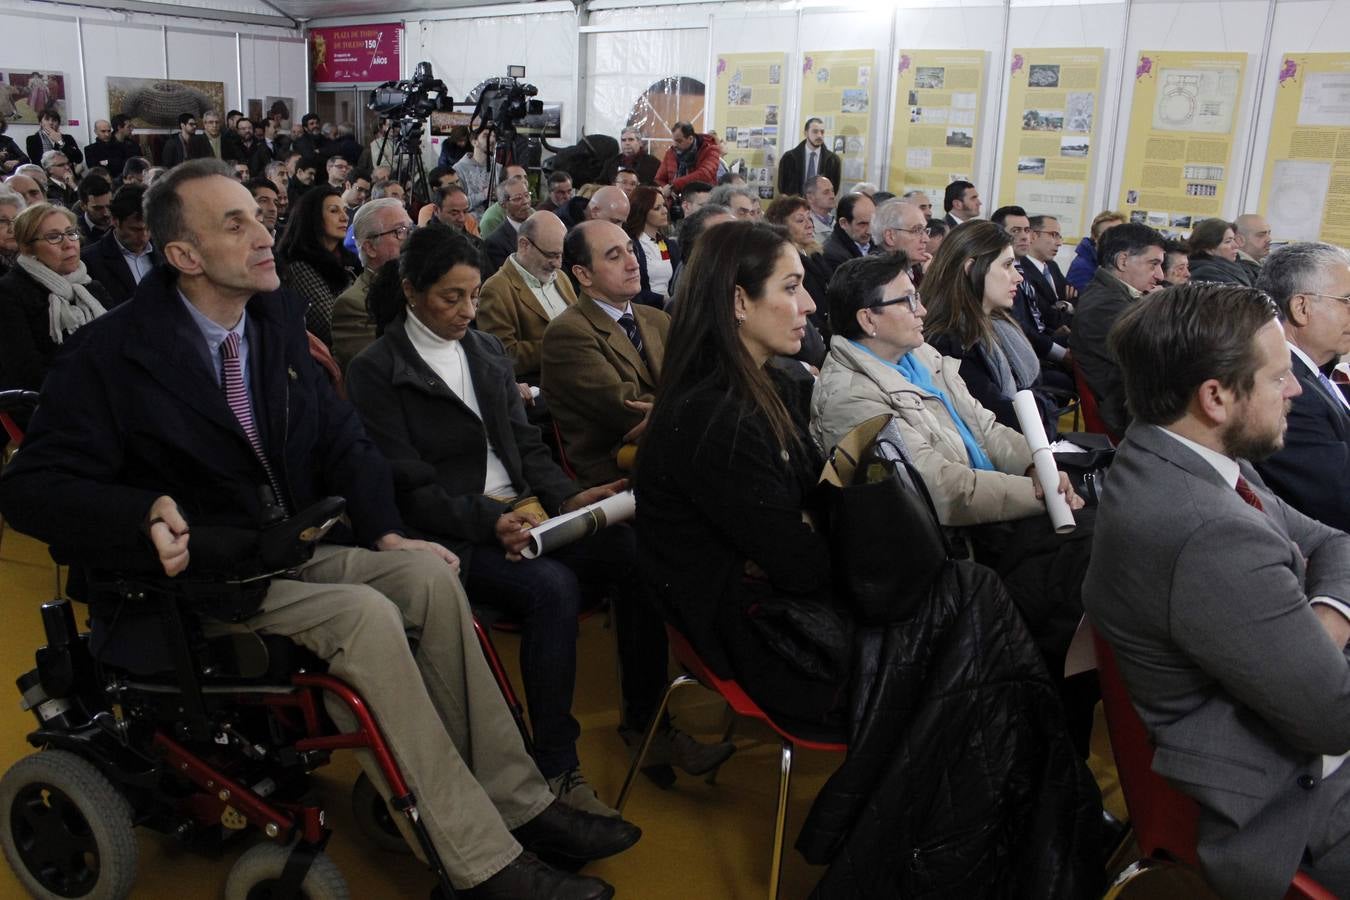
665, 624, 846, 753
1072, 360, 1114, 440
1092, 628, 1199, 864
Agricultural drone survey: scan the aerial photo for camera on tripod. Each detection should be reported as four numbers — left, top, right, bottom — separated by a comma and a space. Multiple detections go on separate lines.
472, 65, 543, 142
369, 60, 453, 121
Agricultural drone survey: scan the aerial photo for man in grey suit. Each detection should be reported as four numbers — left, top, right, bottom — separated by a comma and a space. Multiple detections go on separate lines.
1085, 281, 1350, 900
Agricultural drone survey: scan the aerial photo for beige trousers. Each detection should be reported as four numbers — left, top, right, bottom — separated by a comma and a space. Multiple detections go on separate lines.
221, 544, 553, 888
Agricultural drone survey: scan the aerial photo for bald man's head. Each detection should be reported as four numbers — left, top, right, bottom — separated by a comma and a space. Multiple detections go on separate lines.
516, 210, 567, 282
586, 185, 630, 227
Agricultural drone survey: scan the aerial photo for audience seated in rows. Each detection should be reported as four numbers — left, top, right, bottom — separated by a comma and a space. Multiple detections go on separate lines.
0, 158, 639, 900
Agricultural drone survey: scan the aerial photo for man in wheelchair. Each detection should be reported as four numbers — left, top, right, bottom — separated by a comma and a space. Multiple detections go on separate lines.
0, 158, 637, 900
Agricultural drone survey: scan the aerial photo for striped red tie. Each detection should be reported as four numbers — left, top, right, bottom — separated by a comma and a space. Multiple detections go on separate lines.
221, 331, 286, 509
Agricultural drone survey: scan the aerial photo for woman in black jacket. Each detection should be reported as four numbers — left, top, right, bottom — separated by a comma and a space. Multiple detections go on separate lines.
276, 184, 359, 346
1187, 216, 1255, 286
0, 202, 112, 396
345, 226, 732, 815
922, 219, 1057, 436
0, 119, 29, 175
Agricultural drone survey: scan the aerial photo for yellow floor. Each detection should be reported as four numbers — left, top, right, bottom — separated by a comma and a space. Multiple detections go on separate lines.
0, 530, 1124, 899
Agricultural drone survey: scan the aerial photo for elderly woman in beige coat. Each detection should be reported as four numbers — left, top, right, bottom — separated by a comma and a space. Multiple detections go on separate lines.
810, 253, 1081, 526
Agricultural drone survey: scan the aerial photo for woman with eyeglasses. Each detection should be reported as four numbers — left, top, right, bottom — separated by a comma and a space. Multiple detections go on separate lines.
0, 202, 112, 394
276, 184, 360, 347
1186, 217, 1255, 286
811, 252, 1080, 529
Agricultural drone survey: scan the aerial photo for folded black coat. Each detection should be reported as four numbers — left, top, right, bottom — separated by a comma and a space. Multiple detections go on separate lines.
798, 559, 1104, 899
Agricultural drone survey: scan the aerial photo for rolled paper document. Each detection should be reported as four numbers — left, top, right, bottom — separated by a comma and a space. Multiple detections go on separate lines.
521, 490, 637, 559
1012, 390, 1076, 534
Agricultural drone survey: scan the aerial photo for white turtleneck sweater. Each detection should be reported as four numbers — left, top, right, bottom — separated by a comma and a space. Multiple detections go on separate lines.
404, 309, 516, 498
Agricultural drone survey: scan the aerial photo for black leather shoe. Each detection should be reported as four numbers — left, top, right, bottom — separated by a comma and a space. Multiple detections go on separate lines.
511, 800, 641, 865
461, 851, 614, 900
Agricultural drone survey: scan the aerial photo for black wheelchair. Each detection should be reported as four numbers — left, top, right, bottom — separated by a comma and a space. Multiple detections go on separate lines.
0, 495, 460, 899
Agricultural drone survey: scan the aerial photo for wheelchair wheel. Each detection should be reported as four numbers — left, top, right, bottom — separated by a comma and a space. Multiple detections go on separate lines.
351, 771, 412, 854
223, 841, 349, 900
0, 749, 138, 899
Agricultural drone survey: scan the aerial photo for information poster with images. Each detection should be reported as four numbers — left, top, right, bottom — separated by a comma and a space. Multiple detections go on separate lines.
714, 52, 788, 202
888, 50, 986, 207
1258, 52, 1350, 245
1118, 51, 1247, 232
800, 49, 877, 192
997, 48, 1105, 242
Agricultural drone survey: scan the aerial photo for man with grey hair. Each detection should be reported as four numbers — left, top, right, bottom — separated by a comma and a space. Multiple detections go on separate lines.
370, 178, 405, 203
0, 187, 26, 273
902, 189, 933, 218
331, 197, 413, 370
479, 210, 577, 383
705, 183, 757, 219
40, 150, 77, 207
478, 164, 529, 237
584, 185, 629, 227
602, 126, 660, 185
872, 197, 930, 285
483, 175, 536, 276
5, 171, 44, 208
1253, 241, 1350, 531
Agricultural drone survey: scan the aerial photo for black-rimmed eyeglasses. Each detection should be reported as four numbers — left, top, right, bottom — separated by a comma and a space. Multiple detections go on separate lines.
867, 292, 922, 314
369, 224, 414, 242
524, 235, 563, 263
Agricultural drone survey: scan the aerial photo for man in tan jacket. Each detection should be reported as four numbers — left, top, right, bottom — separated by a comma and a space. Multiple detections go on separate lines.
541, 221, 669, 487
478, 211, 575, 384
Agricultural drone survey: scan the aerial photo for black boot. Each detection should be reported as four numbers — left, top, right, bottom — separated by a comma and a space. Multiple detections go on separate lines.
460, 851, 615, 900
511, 800, 641, 866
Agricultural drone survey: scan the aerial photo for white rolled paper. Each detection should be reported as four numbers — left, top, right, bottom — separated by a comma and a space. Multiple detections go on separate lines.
521, 490, 637, 559
1012, 390, 1076, 534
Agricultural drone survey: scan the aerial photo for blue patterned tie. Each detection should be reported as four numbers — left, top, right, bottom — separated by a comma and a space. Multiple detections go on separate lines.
617, 312, 648, 367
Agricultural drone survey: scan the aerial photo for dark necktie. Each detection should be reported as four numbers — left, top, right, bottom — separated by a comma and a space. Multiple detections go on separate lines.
1016, 264, 1046, 330
1235, 475, 1264, 513
804, 150, 817, 193
617, 312, 649, 367
221, 331, 287, 511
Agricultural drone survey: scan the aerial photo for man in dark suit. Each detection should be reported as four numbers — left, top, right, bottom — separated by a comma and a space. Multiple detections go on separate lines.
1254, 242, 1350, 531
991, 206, 1071, 382
82, 119, 130, 179
1069, 222, 1165, 436
160, 112, 213, 168
542, 220, 670, 487
81, 184, 161, 306
74, 174, 113, 243
821, 192, 876, 277
1086, 281, 1350, 900
1024, 214, 1074, 307
0, 158, 637, 900
777, 117, 841, 196
942, 179, 981, 229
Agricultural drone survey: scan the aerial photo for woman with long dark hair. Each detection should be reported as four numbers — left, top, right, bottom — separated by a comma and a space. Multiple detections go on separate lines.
276, 184, 359, 345
622, 185, 679, 307
921, 219, 1055, 434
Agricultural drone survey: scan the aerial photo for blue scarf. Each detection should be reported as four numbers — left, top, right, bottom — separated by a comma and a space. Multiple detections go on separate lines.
851, 341, 994, 471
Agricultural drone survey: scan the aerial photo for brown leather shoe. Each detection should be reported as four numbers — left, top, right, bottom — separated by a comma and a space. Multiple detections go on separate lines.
461, 851, 614, 900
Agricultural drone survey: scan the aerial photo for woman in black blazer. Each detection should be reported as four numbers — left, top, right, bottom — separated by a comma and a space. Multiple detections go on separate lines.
346, 226, 730, 813
0, 203, 112, 397
24, 107, 82, 171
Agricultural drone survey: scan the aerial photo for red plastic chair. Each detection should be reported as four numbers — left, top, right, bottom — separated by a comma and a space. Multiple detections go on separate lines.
1072, 360, 1118, 443
1093, 628, 1336, 899
617, 624, 846, 900
0, 390, 38, 557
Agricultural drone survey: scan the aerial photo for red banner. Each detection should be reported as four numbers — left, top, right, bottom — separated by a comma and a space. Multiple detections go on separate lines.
310, 24, 402, 84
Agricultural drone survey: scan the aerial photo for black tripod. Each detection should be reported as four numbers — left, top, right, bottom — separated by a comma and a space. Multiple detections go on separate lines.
375, 115, 434, 211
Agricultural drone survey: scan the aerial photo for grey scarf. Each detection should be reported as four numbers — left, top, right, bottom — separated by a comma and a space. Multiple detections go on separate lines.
989, 316, 1041, 392
15, 252, 105, 345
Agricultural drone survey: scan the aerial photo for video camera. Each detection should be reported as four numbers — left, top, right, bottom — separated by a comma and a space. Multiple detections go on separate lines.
471, 65, 543, 141
368, 61, 453, 121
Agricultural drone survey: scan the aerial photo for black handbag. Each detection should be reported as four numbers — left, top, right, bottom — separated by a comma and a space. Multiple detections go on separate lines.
821, 416, 952, 625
